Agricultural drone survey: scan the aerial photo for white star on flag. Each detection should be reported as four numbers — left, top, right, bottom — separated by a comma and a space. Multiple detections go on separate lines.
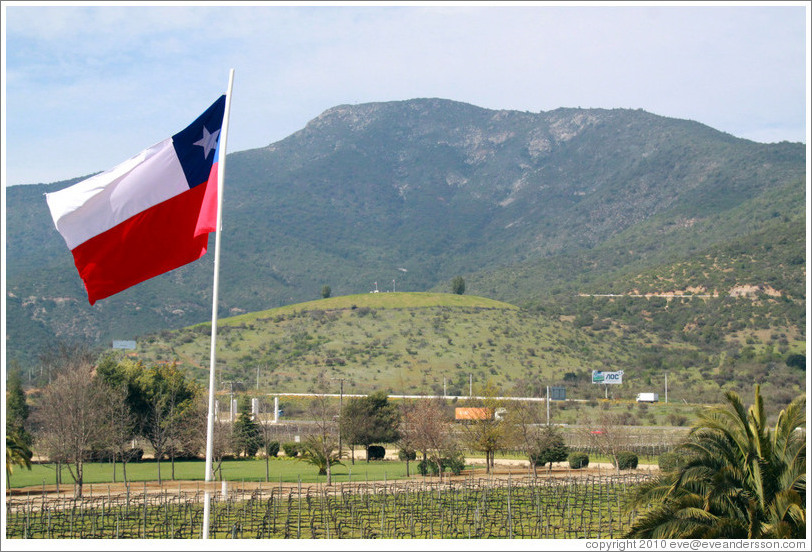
193, 126, 221, 159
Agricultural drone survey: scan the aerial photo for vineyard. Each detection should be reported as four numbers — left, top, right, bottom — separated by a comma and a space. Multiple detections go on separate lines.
6, 473, 650, 539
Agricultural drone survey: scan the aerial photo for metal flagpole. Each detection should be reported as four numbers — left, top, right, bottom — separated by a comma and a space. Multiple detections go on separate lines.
202, 68, 234, 540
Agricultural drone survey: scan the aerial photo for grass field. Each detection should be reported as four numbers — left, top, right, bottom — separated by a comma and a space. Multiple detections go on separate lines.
8, 451, 664, 490
217, 292, 519, 322
7, 457, 415, 489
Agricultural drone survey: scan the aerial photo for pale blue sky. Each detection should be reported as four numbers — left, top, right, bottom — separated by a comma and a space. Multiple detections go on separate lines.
2, 1, 809, 186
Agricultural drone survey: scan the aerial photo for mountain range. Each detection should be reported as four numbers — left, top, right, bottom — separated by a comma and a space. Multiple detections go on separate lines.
5, 98, 806, 372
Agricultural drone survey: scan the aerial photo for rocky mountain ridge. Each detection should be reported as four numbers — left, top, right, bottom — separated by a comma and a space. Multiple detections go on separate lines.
5, 98, 805, 368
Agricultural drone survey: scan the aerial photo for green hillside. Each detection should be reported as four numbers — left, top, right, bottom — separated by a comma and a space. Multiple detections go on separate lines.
131, 292, 804, 411
220, 292, 517, 320
139, 293, 537, 396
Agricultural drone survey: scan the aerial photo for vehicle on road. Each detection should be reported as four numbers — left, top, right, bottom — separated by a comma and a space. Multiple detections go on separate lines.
636, 392, 659, 403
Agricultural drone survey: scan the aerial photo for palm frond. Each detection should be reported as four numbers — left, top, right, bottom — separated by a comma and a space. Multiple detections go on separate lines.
627, 386, 805, 540
5, 433, 33, 481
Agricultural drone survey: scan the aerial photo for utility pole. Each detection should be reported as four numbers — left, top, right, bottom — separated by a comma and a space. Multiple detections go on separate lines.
665, 372, 668, 404
221, 380, 242, 423
469, 374, 473, 398
546, 385, 550, 426
331, 377, 346, 456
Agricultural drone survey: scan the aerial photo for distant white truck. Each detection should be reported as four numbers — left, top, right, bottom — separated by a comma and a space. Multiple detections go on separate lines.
636, 392, 659, 403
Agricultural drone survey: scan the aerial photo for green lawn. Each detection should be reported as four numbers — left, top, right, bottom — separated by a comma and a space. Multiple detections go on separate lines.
8, 452, 659, 490
7, 457, 418, 489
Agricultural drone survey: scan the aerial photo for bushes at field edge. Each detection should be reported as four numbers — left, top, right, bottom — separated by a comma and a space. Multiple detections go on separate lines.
568, 452, 589, 469
398, 447, 417, 462
266, 441, 280, 458
282, 442, 300, 457
417, 454, 465, 476
367, 445, 386, 460
613, 451, 638, 470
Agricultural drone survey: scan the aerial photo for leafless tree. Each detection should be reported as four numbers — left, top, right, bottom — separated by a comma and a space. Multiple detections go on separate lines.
181, 393, 233, 481
505, 400, 547, 476
103, 383, 137, 488
142, 393, 172, 483
401, 397, 457, 481
163, 379, 192, 481
397, 403, 420, 477
584, 411, 630, 474
33, 361, 116, 497
36, 342, 96, 386
300, 375, 341, 485
211, 421, 234, 481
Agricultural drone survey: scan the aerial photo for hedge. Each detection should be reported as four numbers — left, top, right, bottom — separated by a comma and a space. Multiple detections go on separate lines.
568, 452, 589, 469
398, 448, 417, 462
282, 442, 300, 457
613, 451, 638, 470
367, 445, 386, 460
266, 441, 280, 458
416, 454, 465, 476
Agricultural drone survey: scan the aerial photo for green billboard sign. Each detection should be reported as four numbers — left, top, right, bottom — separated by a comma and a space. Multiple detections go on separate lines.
592, 370, 624, 384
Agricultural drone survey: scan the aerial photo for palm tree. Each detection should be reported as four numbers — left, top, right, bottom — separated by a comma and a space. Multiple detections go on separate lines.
298, 435, 343, 485
626, 385, 805, 539
6, 432, 33, 482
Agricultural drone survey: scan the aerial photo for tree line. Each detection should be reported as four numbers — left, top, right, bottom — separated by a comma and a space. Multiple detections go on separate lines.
6, 346, 209, 495
6, 347, 574, 493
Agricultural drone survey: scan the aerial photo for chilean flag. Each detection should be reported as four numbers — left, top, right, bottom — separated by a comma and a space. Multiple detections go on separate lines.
46, 96, 226, 305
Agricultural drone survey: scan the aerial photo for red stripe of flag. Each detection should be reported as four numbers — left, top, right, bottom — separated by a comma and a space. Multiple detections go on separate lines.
71, 172, 216, 305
